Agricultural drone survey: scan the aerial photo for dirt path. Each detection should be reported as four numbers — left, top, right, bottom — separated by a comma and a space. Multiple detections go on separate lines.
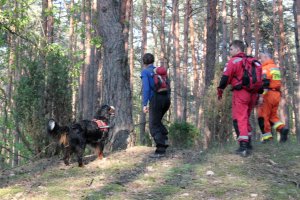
1, 141, 300, 200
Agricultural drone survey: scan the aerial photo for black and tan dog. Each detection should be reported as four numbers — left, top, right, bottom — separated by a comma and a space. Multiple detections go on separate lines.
47, 105, 115, 167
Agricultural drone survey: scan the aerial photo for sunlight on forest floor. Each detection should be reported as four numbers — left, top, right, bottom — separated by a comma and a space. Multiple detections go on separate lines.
0, 140, 300, 200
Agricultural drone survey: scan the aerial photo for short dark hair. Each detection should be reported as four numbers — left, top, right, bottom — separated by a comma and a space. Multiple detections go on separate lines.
230, 40, 245, 52
143, 53, 155, 65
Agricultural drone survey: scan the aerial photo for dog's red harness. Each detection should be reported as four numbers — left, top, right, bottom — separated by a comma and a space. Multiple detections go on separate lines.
92, 119, 109, 132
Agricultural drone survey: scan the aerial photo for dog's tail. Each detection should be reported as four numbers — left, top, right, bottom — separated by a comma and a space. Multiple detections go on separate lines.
47, 119, 70, 136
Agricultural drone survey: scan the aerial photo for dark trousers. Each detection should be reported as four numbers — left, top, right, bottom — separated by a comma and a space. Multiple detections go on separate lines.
149, 93, 170, 147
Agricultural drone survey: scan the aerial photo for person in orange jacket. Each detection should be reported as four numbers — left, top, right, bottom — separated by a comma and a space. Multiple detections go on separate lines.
257, 51, 289, 143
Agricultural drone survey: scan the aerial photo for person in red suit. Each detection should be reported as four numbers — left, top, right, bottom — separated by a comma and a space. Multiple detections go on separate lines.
217, 40, 261, 157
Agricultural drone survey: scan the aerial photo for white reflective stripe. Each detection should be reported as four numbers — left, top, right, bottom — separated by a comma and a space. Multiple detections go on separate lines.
233, 57, 243, 64
272, 122, 284, 130
237, 136, 249, 140
262, 132, 272, 137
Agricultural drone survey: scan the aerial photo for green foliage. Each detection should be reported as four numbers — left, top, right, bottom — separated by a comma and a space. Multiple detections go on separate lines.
90, 36, 102, 49
169, 121, 199, 148
13, 44, 72, 152
202, 63, 233, 146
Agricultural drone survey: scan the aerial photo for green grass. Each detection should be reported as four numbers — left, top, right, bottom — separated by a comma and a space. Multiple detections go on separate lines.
0, 187, 24, 198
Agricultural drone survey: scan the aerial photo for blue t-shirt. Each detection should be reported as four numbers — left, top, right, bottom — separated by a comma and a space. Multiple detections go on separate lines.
141, 65, 155, 106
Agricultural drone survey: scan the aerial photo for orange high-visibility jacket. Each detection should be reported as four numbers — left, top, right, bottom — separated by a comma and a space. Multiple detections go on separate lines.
262, 59, 282, 90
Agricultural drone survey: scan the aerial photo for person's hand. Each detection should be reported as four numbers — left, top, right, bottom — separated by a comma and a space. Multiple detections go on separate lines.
143, 106, 149, 113
217, 88, 223, 100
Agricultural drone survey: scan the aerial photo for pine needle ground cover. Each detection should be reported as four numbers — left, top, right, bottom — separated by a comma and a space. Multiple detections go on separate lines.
0, 140, 299, 200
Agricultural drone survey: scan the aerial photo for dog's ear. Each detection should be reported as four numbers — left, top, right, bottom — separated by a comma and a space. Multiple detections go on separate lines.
108, 106, 115, 115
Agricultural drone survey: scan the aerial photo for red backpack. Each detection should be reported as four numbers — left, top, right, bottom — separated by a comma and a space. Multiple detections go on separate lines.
240, 56, 263, 92
153, 66, 170, 93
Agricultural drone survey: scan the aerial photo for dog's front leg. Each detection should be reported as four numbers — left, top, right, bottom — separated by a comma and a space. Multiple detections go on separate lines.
95, 141, 105, 160
63, 146, 71, 166
76, 144, 85, 167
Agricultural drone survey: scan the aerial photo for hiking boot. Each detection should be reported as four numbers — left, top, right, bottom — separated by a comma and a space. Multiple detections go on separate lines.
235, 141, 250, 157
149, 152, 166, 158
280, 127, 289, 143
261, 137, 273, 144
155, 146, 166, 154
248, 137, 253, 150
149, 145, 167, 158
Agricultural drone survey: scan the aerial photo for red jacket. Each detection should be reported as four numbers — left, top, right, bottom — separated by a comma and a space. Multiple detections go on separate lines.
219, 52, 246, 89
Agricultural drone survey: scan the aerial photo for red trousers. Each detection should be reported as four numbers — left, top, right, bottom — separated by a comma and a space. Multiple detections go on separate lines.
232, 89, 258, 142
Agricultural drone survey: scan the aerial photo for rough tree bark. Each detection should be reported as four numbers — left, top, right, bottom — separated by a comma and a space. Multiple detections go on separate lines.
98, 0, 133, 151
222, 0, 227, 62
182, 0, 190, 121
293, 0, 300, 142
243, 0, 252, 54
139, 0, 147, 145
172, 0, 182, 121
237, 0, 243, 40
203, 0, 218, 148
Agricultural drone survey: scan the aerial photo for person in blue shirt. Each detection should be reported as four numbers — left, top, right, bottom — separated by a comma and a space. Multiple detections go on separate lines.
141, 53, 171, 157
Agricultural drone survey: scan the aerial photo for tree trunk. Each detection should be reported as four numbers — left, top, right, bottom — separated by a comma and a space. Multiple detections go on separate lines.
139, 0, 147, 145
98, 0, 133, 151
278, 0, 289, 128
254, 0, 260, 57
190, 9, 200, 126
129, 1, 134, 93
222, 0, 227, 62
293, 0, 300, 142
273, 0, 279, 63
182, 0, 190, 121
47, 0, 54, 43
229, 0, 234, 43
243, 0, 252, 54
160, 0, 166, 66
204, 0, 218, 148
121, 0, 135, 146
237, 0, 243, 40
84, 0, 92, 119
78, 0, 86, 120
172, 0, 182, 121
205, 0, 217, 89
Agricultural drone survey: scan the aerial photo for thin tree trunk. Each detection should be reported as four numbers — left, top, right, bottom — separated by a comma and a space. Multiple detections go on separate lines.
160, 0, 166, 66
78, 0, 86, 120
237, 0, 243, 40
172, 0, 181, 120
222, 0, 227, 62
243, 0, 252, 54
47, 0, 54, 43
293, 0, 300, 142
254, 0, 260, 57
278, 0, 289, 127
139, 0, 147, 145
190, 11, 200, 126
129, 1, 134, 92
182, 0, 190, 121
205, 0, 217, 89
273, 0, 279, 63
229, 0, 234, 43
82, 0, 93, 119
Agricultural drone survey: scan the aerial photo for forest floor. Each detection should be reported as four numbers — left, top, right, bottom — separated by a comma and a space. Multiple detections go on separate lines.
1, 138, 300, 200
